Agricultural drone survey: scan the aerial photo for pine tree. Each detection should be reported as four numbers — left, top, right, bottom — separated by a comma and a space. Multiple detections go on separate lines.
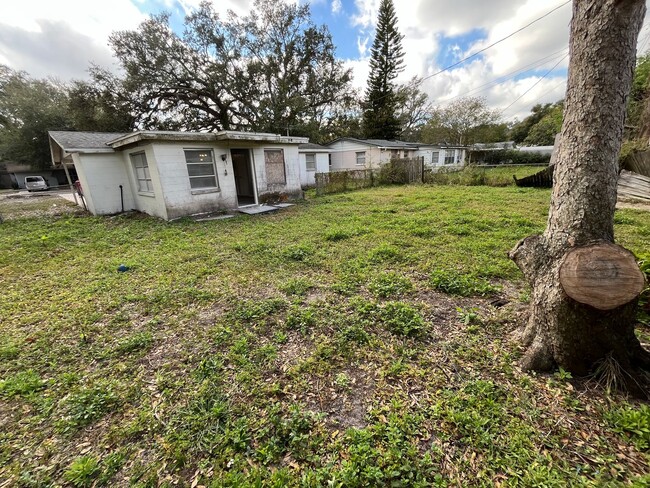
362, 0, 405, 140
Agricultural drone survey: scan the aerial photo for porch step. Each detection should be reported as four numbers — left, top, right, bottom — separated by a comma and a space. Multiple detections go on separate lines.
237, 205, 280, 215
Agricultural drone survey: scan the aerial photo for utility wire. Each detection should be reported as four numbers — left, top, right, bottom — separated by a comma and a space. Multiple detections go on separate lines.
410, 1, 571, 91
435, 47, 569, 107
501, 53, 569, 113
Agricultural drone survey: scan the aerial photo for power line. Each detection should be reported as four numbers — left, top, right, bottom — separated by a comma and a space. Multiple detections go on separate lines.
435, 47, 569, 107
501, 53, 569, 112
415, 1, 571, 88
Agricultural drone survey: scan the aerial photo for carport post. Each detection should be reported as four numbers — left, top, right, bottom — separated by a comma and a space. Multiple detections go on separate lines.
61, 161, 79, 206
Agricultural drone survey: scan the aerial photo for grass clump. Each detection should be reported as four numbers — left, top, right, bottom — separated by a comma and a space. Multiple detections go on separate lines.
57, 383, 120, 433
64, 455, 100, 487
111, 331, 154, 357
368, 271, 413, 298
0, 370, 44, 397
429, 269, 499, 296
279, 277, 313, 296
606, 404, 650, 450
378, 302, 426, 337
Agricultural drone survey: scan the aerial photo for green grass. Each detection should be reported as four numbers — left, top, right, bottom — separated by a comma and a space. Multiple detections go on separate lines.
1, 185, 649, 486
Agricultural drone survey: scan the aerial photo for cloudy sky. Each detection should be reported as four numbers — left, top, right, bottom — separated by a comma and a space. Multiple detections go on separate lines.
1, 0, 648, 121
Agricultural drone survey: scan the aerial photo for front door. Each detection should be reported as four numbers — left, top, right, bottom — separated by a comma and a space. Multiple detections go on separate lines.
231, 149, 256, 206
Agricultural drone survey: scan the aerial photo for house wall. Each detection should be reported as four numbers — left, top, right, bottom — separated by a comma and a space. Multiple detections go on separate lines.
328, 141, 418, 171
252, 145, 302, 198
123, 145, 168, 220
418, 147, 466, 169
149, 142, 237, 220
298, 151, 329, 186
72, 152, 135, 216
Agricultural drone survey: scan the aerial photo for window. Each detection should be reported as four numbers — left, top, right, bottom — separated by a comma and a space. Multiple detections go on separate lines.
265, 149, 286, 185
444, 150, 456, 165
431, 151, 440, 165
355, 151, 366, 166
130, 152, 153, 193
305, 153, 316, 171
185, 149, 218, 189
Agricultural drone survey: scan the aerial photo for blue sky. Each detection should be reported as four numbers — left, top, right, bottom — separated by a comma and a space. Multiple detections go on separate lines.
1, 0, 645, 119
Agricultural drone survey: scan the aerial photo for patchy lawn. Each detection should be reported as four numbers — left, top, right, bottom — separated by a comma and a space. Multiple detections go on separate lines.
1, 184, 649, 487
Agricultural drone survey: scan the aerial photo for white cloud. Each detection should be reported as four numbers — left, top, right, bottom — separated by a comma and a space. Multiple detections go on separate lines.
332, 0, 342, 14
0, 0, 147, 79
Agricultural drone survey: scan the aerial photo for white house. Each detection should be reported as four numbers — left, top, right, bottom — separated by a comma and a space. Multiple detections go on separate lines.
415, 145, 467, 169
48, 130, 308, 220
325, 138, 419, 171
298, 143, 330, 187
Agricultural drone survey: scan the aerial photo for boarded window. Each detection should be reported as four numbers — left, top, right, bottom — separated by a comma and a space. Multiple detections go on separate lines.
355, 151, 366, 166
130, 152, 153, 193
305, 153, 316, 171
265, 149, 286, 185
185, 150, 219, 189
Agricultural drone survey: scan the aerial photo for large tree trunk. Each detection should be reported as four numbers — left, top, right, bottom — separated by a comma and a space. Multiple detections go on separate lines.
510, 0, 649, 393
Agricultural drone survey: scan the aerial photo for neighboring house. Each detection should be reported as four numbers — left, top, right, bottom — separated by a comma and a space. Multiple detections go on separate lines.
325, 138, 419, 171
298, 143, 330, 187
48, 130, 308, 220
416, 145, 467, 169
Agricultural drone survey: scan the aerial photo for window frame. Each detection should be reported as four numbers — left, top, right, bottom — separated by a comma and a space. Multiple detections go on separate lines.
444, 150, 456, 165
130, 151, 154, 194
264, 149, 287, 185
355, 151, 366, 166
431, 151, 440, 165
305, 153, 316, 171
184, 149, 219, 191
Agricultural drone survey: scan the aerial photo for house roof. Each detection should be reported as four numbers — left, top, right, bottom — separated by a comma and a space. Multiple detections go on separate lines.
49, 131, 128, 153
298, 143, 329, 152
108, 130, 309, 148
325, 137, 419, 149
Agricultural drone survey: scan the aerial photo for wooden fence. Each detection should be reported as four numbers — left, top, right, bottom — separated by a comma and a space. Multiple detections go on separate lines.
618, 170, 650, 201
625, 151, 650, 178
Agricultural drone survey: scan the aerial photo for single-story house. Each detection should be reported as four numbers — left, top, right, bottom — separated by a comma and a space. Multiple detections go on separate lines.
48, 130, 308, 220
415, 145, 467, 169
298, 143, 330, 187
325, 138, 419, 171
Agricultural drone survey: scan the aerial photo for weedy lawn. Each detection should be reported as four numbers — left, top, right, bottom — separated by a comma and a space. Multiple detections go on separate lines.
1, 185, 649, 487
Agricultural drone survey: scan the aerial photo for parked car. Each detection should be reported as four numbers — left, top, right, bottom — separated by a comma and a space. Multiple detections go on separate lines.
24, 176, 49, 192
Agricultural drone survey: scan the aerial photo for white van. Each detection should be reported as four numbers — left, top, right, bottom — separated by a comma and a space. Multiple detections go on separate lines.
24, 176, 49, 192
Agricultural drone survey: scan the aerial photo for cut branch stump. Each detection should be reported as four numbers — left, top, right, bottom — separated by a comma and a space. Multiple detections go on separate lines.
559, 242, 645, 310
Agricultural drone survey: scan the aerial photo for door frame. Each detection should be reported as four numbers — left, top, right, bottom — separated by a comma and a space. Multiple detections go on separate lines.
230, 148, 258, 207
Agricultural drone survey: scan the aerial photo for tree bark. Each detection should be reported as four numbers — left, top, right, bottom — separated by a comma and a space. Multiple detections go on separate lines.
510, 0, 649, 393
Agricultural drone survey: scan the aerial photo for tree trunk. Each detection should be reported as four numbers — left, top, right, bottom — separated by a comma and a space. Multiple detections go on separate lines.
510, 0, 650, 393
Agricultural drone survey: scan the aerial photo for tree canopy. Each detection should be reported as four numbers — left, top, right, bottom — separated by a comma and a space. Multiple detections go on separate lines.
420, 97, 502, 145
107, 0, 353, 141
510, 100, 564, 146
361, 0, 405, 140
